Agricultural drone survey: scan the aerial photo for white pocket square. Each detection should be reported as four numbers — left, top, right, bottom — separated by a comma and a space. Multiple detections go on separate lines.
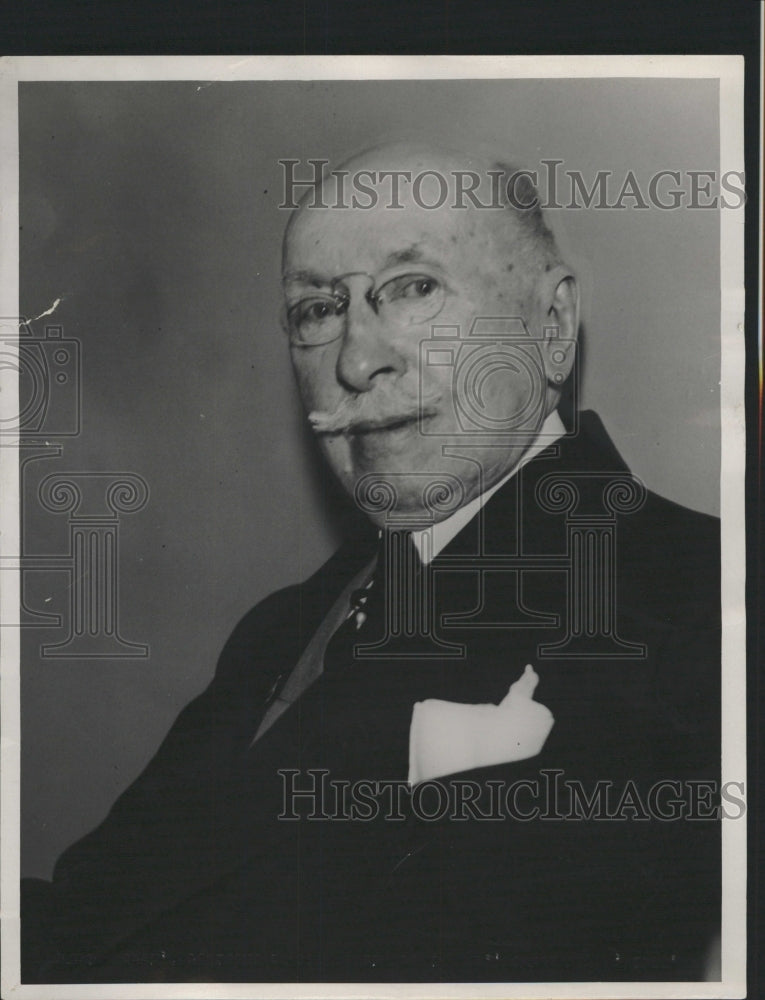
408, 664, 554, 785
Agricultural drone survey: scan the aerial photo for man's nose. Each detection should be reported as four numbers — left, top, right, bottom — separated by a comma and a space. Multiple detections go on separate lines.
335, 295, 406, 393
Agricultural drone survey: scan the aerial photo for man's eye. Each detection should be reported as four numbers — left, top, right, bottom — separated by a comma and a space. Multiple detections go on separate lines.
409, 277, 438, 297
376, 275, 442, 306
400, 275, 440, 299
373, 273, 446, 326
306, 300, 333, 321
287, 295, 347, 346
291, 298, 334, 326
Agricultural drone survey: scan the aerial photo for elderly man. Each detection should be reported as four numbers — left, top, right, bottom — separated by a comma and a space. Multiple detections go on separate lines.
22, 143, 720, 984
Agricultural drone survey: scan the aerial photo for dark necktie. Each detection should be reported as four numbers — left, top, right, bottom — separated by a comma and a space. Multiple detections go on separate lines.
325, 529, 427, 670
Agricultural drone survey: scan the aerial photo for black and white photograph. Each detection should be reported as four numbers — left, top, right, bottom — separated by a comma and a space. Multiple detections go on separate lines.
0, 55, 749, 998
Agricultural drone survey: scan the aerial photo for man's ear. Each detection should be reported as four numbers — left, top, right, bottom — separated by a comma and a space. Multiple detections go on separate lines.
538, 267, 579, 385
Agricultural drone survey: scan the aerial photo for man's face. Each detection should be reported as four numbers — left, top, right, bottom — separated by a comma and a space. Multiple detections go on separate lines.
283, 168, 565, 525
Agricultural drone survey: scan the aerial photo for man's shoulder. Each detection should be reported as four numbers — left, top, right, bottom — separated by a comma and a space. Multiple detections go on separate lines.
563, 411, 719, 604
633, 483, 719, 562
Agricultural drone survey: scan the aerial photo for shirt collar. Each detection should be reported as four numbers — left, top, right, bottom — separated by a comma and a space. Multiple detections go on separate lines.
409, 410, 566, 565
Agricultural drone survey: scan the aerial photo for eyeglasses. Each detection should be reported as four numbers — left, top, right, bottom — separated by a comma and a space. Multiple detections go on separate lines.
285, 270, 447, 347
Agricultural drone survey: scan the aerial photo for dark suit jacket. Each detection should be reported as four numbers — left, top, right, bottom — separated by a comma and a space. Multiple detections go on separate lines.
21, 412, 721, 984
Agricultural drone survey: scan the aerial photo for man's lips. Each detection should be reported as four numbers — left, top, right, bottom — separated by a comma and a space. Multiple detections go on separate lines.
309, 386, 443, 436
346, 406, 440, 435
348, 413, 423, 434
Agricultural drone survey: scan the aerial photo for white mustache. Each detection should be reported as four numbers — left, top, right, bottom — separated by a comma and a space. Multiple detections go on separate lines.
309, 379, 442, 435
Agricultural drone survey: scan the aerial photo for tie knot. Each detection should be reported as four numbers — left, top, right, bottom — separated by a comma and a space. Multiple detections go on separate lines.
346, 531, 421, 626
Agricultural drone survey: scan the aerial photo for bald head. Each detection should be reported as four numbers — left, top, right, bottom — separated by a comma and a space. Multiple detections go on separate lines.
283, 141, 562, 300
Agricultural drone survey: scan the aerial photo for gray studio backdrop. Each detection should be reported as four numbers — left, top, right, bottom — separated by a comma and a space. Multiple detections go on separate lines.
19, 79, 721, 877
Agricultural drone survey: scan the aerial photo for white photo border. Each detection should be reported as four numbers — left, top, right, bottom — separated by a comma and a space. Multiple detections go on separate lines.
0, 53, 748, 1000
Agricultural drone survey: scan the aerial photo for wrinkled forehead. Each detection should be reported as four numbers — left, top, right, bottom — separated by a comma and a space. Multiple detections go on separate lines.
283, 196, 478, 287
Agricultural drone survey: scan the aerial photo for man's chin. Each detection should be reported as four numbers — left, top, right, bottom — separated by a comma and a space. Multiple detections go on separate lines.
336, 455, 473, 526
